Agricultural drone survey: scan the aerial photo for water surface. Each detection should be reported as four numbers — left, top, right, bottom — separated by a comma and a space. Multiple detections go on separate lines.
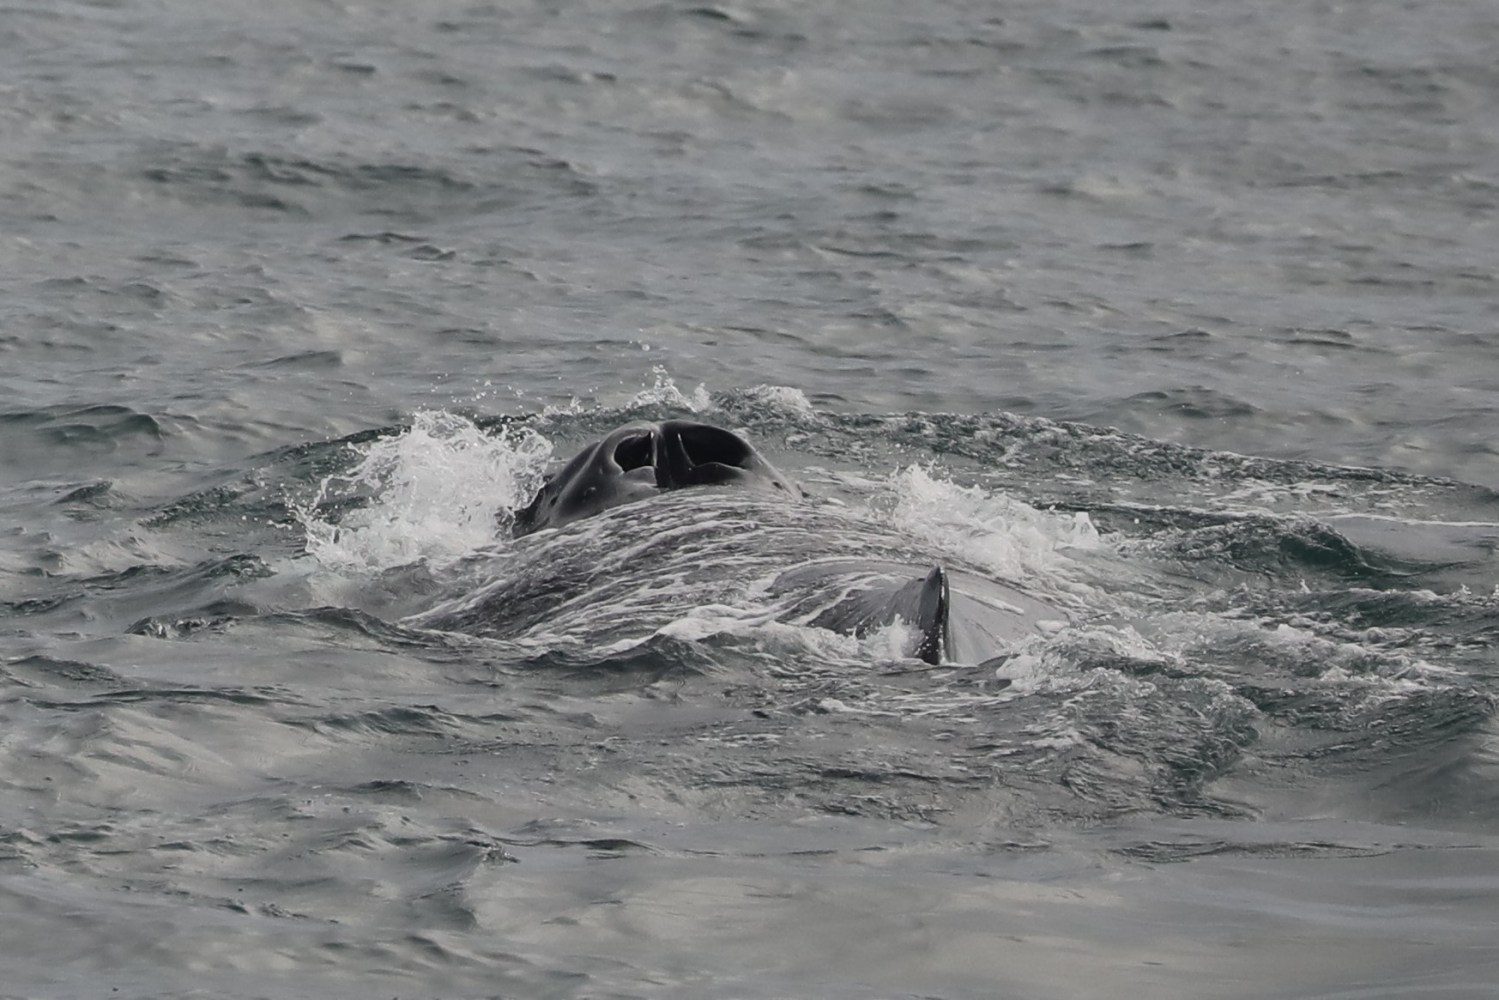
2, 1, 1498, 997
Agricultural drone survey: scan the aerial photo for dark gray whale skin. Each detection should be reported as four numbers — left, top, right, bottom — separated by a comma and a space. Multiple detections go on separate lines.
507, 420, 1060, 669
513, 420, 801, 536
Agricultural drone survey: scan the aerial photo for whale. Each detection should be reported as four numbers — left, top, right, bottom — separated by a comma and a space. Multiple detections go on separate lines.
492, 420, 1062, 670
513, 419, 801, 535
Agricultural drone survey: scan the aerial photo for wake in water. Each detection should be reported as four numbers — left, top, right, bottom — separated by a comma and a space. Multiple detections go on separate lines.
10, 380, 1489, 850
4, 383, 1496, 1000
261, 387, 1493, 829
296, 407, 1091, 665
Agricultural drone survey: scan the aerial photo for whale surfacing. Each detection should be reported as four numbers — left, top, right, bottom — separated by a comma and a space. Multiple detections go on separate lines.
513, 419, 800, 536
506, 420, 1060, 667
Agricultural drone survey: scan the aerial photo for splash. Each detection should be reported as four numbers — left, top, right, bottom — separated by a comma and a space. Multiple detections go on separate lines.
727, 382, 820, 424
881, 465, 1101, 582
540, 396, 588, 420
298, 410, 551, 574
740, 384, 814, 415
626, 365, 711, 412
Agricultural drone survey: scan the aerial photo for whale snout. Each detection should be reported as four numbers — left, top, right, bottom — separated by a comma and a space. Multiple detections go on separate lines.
654, 421, 800, 496
512, 420, 800, 536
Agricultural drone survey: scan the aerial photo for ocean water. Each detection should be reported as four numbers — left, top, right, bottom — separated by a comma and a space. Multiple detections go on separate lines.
3, 1, 1498, 998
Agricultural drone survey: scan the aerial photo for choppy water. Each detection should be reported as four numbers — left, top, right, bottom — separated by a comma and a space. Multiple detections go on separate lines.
3, 2, 1499, 998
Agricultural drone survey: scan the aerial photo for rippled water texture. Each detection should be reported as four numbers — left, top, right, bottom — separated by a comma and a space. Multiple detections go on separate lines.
5, 0, 1499, 481
3, 1, 1499, 998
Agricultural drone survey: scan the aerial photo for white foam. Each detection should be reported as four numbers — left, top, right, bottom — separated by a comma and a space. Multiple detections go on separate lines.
1147, 609, 1459, 690
296, 410, 550, 576
881, 464, 1101, 581
736, 383, 818, 420
619, 367, 817, 423
626, 365, 711, 412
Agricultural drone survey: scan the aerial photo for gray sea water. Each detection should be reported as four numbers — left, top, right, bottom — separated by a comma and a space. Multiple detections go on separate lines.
3, 1, 1499, 997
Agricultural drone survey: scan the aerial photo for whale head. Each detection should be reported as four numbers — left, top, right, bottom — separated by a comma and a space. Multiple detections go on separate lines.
512, 420, 801, 536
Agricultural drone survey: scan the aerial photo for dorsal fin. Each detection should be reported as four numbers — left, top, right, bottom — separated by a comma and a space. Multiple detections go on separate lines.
907, 565, 949, 664
810, 565, 951, 664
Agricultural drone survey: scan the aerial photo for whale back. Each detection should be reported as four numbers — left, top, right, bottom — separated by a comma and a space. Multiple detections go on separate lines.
498, 420, 1064, 666
778, 559, 1059, 667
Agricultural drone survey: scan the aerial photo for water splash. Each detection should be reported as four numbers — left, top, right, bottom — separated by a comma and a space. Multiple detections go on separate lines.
297, 410, 550, 574
880, 464, 1102, 587
738, 383, 816, 419
625, 365, 712, 412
